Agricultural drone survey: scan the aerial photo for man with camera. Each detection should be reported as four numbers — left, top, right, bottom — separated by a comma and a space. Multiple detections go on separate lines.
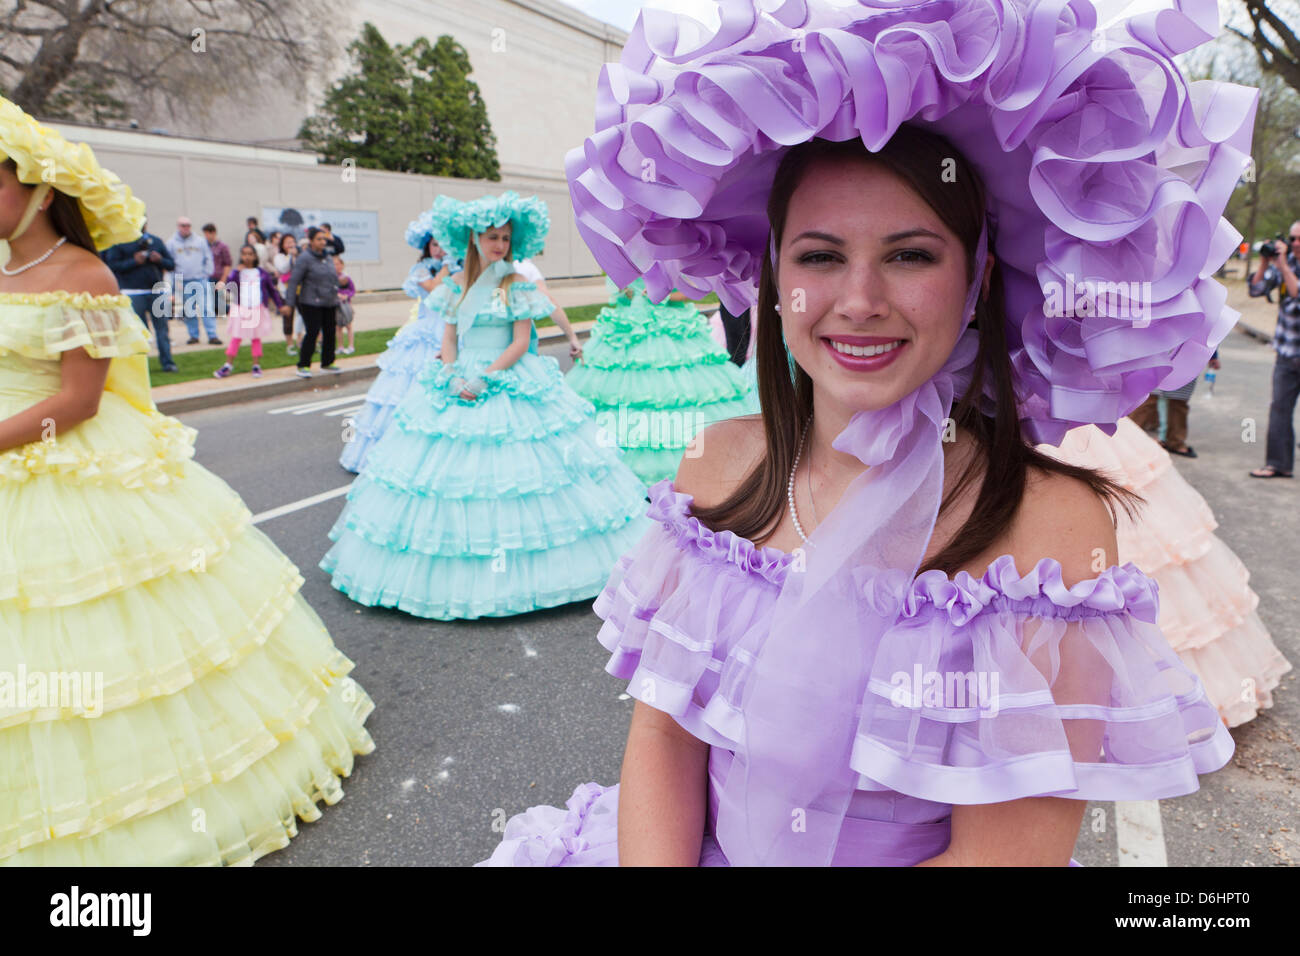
102, 216, 178, 372
1247, 223, 1300, 478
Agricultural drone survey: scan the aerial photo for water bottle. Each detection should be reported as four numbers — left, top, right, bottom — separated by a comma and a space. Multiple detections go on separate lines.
1204, 368, 1216, 396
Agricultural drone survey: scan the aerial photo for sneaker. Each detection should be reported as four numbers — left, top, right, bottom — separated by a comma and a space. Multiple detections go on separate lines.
295, 368, 312, 379
322, 364, 343, 373
186, 337, 200, 345
286, 344, 297, 356
162, 364, 179, 373
251, 364, 262, 378
342, 346, 355, 355
208, 338, 223, 346
213, 363, 233, 379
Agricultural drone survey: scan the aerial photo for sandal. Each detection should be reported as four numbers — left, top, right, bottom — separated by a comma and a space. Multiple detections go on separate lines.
1162, 442, 1197, 458
1249, 466, 1293, 478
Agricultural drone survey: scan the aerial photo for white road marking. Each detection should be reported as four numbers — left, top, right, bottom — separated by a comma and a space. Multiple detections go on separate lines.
497, 704, 520, 714
325, 404, 366, 417
250, 484, 353, 525
1115, 800, 1168, 866
269, 393, 365, 415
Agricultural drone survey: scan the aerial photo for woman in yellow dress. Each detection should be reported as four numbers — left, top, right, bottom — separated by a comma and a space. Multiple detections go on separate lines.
0, 98, 374, 865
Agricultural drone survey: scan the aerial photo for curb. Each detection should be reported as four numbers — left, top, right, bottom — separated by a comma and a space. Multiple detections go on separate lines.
1235, 319, 1274, 345
153, 325, 595, 416
155, 364, 382, 415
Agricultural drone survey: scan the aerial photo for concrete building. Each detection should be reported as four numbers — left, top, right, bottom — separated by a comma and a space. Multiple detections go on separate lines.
46, 0, 627, 290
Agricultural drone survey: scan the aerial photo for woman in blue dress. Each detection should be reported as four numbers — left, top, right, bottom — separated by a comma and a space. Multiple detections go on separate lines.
338, 205, 460, 473
321, 192, 650, 619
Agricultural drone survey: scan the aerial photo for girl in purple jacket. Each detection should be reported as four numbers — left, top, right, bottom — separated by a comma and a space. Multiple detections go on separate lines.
215, 244, 285, 379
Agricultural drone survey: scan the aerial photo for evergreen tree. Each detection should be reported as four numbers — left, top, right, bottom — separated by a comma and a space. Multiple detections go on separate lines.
299, 23, 501, 180
408, 36, 501, 180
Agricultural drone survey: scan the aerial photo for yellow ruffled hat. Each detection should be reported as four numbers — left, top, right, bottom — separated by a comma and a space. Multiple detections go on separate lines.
0, 96, 145, 250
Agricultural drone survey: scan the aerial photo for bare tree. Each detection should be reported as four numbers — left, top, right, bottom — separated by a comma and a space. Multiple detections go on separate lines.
1229, 1, 1300, 94
1, 0, 344, 129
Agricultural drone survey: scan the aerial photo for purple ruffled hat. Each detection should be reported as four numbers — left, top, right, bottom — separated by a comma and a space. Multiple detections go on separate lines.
564, 0, 1256, 444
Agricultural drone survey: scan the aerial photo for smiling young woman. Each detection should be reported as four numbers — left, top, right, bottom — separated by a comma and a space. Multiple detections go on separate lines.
477, 0, 1247, 869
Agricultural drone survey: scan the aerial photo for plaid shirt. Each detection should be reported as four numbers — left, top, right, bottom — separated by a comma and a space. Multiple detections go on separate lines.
1249, 253, 1300, 359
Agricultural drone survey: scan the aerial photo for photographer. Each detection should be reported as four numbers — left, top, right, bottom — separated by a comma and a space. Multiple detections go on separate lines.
1248, 224, 1300, 478
102, 216, 178, 372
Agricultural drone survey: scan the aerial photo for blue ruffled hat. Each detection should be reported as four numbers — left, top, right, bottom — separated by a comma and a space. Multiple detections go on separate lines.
404, 207, 438, 251
429, 191, 549, 261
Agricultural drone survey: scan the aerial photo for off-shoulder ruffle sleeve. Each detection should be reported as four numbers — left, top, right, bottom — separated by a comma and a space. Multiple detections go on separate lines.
423, 280, 459, 322
0, 293, 149, 361
504, 280, 555, 322
850, 557, 1234, 804
401, 262, 433, 300
592, 479, 793, 751
594, 480, 1234, 805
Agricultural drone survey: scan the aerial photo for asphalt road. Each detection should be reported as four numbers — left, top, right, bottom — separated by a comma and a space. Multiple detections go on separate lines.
175, 331, 1298, 867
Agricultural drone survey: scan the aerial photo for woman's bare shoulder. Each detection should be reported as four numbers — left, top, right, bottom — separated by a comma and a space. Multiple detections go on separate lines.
51, 250, 119, 297
1001, 465, 1119, 586
673, 414, 765, 509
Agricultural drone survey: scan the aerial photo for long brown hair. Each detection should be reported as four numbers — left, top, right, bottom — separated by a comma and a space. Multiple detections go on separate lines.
692, 130, 1139, 575
1, 158, 97, 252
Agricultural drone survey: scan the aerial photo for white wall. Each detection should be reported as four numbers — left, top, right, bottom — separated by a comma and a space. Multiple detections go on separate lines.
45, 0, 628, 289
51, 123, 597, 290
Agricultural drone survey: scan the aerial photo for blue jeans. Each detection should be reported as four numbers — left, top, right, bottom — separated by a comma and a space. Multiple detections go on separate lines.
129, 292, 175, 370
175, 278, 218, 340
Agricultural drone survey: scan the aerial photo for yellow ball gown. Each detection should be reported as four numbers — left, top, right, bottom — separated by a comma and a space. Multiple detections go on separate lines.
0, 291, 374, 864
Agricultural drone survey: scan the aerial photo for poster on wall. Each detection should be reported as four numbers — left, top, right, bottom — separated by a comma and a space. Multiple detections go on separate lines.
262, 207, 380, 261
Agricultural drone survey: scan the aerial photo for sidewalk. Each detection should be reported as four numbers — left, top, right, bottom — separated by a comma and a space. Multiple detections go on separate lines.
152, 280, 612, 415
159, 277, 611, 359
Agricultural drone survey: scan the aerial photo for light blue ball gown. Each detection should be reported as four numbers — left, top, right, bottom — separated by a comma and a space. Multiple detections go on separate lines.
338, 259, 453, 474
321, 259, 651, 620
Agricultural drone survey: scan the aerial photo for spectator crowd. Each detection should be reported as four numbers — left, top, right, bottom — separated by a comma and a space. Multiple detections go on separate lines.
101, 214, 354, 377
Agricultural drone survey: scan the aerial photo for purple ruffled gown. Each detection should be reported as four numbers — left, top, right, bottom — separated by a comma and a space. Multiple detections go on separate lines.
478, 479, 1234, 866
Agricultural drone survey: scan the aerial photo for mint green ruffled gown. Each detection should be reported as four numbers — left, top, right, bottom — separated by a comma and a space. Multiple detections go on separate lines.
320, 260, 650, 620
565, 281, 758, 484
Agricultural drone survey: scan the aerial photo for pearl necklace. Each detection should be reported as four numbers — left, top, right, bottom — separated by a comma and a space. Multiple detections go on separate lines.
1, 236, 66, 276
787, 417, 814, 543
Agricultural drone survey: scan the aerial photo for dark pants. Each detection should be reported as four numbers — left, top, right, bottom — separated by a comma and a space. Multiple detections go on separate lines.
130, 292, 175, 370
1265, 354, 1300, 473
718, 304, 751, 367
297, 303, 336, 369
